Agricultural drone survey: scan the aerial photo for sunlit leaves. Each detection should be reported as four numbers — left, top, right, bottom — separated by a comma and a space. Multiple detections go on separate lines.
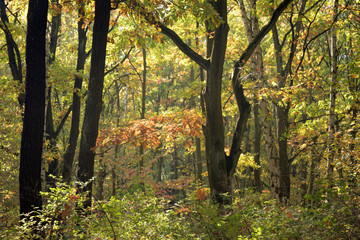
97, 109, 205, 151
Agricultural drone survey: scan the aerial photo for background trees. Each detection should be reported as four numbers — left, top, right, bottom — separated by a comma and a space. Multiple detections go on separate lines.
0, 0, 359, 238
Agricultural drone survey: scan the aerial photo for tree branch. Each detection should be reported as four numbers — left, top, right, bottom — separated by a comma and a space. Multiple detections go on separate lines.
236, 0, 293, 70
126, 0, 210, 70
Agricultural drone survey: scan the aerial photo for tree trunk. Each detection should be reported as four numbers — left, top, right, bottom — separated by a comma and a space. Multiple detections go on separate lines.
62, 0, 88, 183
156, 155, 163, 182
0, 0, 24, 105
196, 137, 203, 183
139, 47, 147, 177
97, 158, 106, 201
253, 103, 262, 192
277, 106, 290, 201
45, 0, 61, 186
19, 0, 48, 234
203, 0, 229, 204
77, 0, 110, 209
327, 0, 339, 181
173, 141, 178, 179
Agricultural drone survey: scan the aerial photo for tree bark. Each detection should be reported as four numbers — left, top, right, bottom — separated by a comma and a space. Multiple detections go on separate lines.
62, 0, 88, 183
19, 0, 48, 234
77, 0, 110, 209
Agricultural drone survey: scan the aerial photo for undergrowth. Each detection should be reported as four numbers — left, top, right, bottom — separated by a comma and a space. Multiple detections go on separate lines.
2, 182, 359, 239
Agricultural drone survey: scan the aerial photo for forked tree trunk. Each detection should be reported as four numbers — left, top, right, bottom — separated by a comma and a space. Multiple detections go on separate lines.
129, 0, 292, 205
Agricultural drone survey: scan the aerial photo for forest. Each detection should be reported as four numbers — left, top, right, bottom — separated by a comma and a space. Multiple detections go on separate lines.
0, 0, 359, 239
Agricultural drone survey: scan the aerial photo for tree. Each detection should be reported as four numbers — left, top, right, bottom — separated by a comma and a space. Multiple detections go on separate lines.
127, 0, 292, 204
62, 0, 88, 183
19, 0, 48, 230
327, 0, 339, 181
77, 0, 111, 209
0, 0, 24, 105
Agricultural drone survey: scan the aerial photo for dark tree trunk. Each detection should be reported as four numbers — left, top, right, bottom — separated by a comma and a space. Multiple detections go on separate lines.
77, 0, 110, 209
203, 0, 229, 204
19, 0, 48, 231
62, 0, 88, 183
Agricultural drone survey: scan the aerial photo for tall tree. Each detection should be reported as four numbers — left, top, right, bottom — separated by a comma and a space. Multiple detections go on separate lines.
77, 0, 110, 209
45, 0, 63, 186
62, 0, 88, 183
19, 0, 48, 230
127, 0, 292, 204
327, 0, 339, 181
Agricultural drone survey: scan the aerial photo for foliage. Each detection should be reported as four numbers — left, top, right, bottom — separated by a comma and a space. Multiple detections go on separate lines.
4, 183, 358, 239
1, 0, 360, 238
17, 181, 88, 239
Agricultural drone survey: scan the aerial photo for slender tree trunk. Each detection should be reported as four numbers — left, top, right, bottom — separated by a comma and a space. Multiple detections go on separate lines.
19, 0, 48, 234
0, 0, 24, 105
62, 0, 88, 183
156, 156, 163, 182
327, 0, 339, 181
299, 157, 308, 204
77, 0, 110, 209
112, 81, 122, 196
253, 103, 262, 192
307, 138, 321, 204
46, 0, 61, 186
277, 106, 290, 201
238, 0, 267, 195
139, 47, 147, 177
195, 137, 202, 183
97, 158, 106, 201
173, 141, 178, 179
